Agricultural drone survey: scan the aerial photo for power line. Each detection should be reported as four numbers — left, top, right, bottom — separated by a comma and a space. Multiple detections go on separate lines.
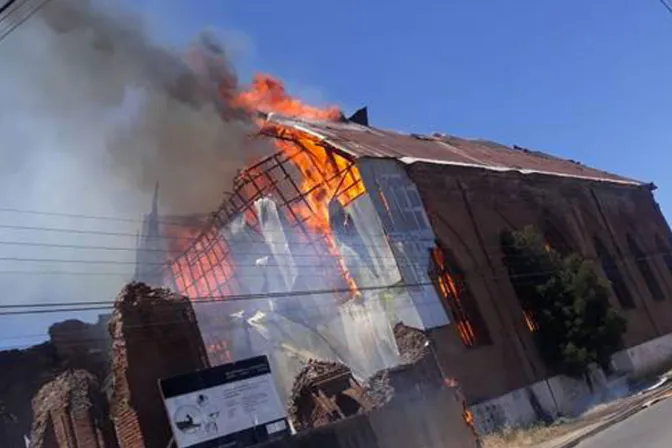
0, 240, 409, 260
3, 246, 672, 311
0, 244, 670, 267
0, 0, 18, 16
0, 296, 437, 351
0, 282, 428, 309
659, 0, 672, 15
0, 206, 209, 227
0, 0, 51, 45
0, 223, 412, 246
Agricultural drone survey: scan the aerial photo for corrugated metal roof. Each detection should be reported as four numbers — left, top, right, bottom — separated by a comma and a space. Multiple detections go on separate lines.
269, 115, 643, 186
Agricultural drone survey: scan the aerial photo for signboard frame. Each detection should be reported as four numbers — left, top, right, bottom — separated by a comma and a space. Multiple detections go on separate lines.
159, 355, 290, 448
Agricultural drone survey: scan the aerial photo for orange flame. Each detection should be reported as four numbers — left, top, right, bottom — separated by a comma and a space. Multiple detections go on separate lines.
232, 74, 342, 121
432, 247, 477, 347
271, 126, 364, 298
234, 76, 364, 299
169, 73, 364, 301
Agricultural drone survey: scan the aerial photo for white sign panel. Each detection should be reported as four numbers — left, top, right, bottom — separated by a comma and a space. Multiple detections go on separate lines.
159, 356, 289, 448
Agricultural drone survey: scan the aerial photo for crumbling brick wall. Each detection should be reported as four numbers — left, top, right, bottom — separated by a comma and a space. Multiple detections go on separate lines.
0, 316, 110, 447
30, 369, 114, 448
109, 282, 209, 448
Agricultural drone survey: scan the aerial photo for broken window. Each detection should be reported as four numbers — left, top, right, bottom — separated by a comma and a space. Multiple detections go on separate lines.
377, 175, 430, 233
655, 234, 672, 277
542, 218, 572, 256
627, 234, 665, 302
594, 237, 635, 309
429, 245, 491, 348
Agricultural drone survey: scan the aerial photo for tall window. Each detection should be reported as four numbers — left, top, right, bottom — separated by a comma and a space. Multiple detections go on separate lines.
594, 237, 635, 309
429, 245, 491, 348
627, 234, 665, 302
543, 219, 571, 256
655, 235, 672, 277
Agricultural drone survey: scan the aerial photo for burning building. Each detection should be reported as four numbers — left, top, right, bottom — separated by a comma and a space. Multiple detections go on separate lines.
135, 76, 672, 430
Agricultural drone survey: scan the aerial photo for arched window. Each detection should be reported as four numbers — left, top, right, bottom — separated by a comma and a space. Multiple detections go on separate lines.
627, 234, 665, 302
429, 245, 491, 348
594, 237, 635, 309
655, 234, 672, 277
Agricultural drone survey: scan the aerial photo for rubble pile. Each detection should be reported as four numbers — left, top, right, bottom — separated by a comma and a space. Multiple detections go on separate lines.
111, 281, 185, 309
393, 322, 430, 364
364, 323, 436, 407
363, 369, 394, 408
288, 360, 372, 432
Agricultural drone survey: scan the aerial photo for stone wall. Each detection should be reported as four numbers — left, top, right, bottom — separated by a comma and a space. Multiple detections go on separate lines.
406, 161, 672, 405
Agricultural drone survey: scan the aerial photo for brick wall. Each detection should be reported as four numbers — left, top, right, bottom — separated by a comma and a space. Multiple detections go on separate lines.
109, 282, 209, 448
30, 369, 113, 448
405, 162, 672, 404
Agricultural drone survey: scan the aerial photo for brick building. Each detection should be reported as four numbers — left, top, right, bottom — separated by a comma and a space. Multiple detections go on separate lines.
30, 369, 115, 448
134, 112, 672, 425
108, 282, 209, 448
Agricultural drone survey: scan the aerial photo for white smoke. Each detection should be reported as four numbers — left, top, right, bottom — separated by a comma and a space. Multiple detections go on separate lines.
0, 0, 272, 342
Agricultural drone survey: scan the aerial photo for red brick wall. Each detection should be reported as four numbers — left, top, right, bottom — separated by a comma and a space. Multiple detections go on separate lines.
406, 162, 672, 404
30, 370, 112, 448
110, 284, 209, 448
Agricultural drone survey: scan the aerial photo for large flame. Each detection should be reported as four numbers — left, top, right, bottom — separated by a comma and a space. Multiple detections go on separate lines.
232, 74, 342, 121
169, 73, 364, 302
432, 247, 476, 347
235, 75, 364, 299
268, 125, 364, 298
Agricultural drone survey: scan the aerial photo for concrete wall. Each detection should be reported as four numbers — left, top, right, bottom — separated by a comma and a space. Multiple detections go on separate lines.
259, 385, 479, 448
406, 161, 672, 407
469, 369, 631, 434
612, 331, 672, 376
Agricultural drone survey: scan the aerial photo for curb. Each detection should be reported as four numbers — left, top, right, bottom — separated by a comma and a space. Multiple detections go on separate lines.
557, 388, 672, 448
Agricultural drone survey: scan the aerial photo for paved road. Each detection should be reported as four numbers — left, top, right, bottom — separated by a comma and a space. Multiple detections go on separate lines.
578, 397, 672, 448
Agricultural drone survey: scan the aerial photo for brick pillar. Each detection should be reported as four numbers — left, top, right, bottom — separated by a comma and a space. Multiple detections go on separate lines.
109, 283, 209, 448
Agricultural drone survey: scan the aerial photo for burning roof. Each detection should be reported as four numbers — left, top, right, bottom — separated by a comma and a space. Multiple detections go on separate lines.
262, 114, 642, 186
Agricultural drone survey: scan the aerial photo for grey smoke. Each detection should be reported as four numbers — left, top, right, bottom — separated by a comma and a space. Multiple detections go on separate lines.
0, 0, 273, 342
5, 0, 272, 215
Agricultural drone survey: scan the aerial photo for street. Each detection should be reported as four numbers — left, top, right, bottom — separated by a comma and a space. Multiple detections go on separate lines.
578, 397, 672, 448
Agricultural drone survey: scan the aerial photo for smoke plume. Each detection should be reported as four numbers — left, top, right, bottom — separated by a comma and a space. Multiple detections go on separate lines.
0, 0, 272, 341
6, 0, 272, 215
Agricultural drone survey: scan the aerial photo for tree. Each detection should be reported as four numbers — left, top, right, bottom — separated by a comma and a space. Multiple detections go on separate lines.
501, 226, 627, 377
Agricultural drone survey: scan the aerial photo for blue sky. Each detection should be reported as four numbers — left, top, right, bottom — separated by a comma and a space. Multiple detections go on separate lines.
128, 0, 672, 217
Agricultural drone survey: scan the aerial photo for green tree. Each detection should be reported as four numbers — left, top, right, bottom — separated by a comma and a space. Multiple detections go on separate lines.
501, 226, 627, 377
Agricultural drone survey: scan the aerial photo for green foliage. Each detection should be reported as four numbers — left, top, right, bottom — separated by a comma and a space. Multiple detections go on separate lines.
501, 226, 627, 376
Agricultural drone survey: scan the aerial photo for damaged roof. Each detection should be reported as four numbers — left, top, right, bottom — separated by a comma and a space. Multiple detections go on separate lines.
268, 115, 643, 186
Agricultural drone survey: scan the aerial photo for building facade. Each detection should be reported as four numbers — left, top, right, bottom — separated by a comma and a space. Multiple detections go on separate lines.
135, 113, 672, 426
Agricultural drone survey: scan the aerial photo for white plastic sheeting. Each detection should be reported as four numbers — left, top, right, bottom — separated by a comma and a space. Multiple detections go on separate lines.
357, 158, 450, 329
193, 192, 426, 400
